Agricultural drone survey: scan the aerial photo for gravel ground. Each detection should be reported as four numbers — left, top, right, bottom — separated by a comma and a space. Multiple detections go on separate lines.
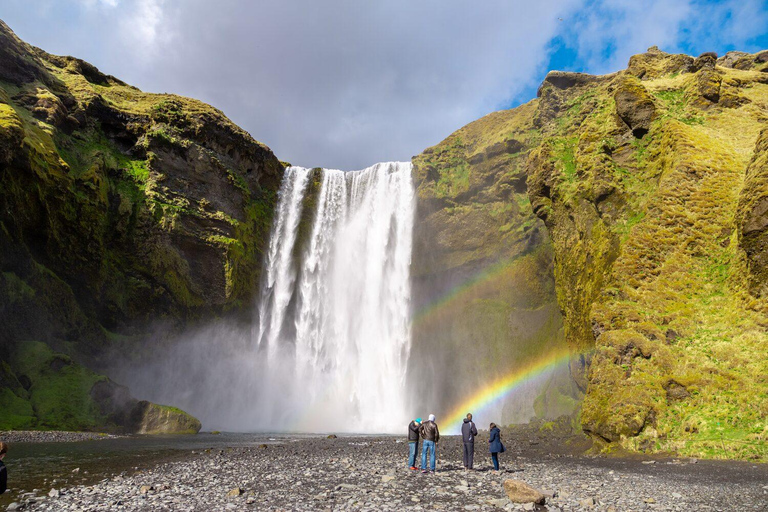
0, 432, 120, 444
8, 435, 767, 511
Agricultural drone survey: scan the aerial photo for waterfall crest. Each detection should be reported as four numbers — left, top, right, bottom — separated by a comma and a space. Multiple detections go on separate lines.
255, 162, 415, 432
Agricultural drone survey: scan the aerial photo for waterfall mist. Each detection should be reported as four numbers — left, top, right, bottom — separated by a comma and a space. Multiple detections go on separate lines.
116, 162, 415, 433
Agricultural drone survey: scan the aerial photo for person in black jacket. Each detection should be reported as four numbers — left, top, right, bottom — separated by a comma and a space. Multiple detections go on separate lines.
488, 423, 504, 471
407, 418, 422, 470
0, 442, 8, 495
461, 413, 478, 470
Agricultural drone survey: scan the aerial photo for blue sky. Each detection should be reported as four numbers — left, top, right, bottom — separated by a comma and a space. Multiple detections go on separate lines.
1, 0, 767, 169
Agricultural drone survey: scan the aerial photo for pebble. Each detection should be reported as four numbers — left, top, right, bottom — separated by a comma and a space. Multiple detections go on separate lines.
9, 435, 766, 511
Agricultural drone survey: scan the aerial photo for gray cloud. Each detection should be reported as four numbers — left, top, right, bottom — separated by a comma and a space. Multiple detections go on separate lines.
3, 0, 581, 168
2, 1, 765, 169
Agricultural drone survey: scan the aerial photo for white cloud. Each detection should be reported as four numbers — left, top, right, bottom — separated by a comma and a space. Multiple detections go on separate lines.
118, 0, 167, 56
3, 0, 766, 168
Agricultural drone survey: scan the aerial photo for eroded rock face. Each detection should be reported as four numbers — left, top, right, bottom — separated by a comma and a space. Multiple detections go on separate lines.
0, 21, 283, 361
0, 20, 277, 431
523, 47, 768, 457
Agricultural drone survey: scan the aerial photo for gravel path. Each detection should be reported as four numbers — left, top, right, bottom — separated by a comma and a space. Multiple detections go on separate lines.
7, 436, 766, 511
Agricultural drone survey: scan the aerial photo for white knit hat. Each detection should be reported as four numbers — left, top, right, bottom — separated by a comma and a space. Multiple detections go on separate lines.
428, 414, 436, 422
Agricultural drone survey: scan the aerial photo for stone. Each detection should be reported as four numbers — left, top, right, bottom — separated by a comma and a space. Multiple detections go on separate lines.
614, 76, 656, 138
48, 488, 59, 498
381, 475, 395, 483
7, 503, 20, 511
132, 401, 202, 434
579, 497, 596, 507
140, 485, 154, 494
226, 487, 244, 497
503, 479, 546, 505
327, 434, 338, 439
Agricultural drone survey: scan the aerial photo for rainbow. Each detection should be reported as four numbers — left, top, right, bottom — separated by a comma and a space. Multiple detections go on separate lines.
411, 256, 525, 328
442, 348, 574, 433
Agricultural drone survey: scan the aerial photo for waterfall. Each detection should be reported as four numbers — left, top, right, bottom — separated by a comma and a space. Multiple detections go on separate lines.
255, 162, 415, 432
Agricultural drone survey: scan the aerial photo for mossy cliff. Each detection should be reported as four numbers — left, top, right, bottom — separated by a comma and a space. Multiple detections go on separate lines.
0, 21, 282, 431
416, 46, 768, 460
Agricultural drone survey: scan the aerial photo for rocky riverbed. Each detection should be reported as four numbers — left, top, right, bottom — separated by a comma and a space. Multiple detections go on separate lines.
5, 433, 765, 511
0, 432, 121, 444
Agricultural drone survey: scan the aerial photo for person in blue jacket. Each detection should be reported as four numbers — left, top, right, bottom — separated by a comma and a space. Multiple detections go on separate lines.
488, 422, 504, 471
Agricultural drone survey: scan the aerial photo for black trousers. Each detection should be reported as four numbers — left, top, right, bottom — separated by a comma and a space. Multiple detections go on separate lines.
462, 442, 475, 468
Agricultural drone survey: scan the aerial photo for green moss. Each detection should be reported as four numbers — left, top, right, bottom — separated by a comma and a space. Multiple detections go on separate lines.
0, 387, 35, 429
9, 341, 107, 430
652, 89, 705, 125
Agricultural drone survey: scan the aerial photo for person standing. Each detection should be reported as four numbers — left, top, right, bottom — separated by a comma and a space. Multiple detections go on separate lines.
488, 422, 504, 471
461, 413, 478, 470
0, 442, 8, 495
419, 414, 440, 474
407, 417, 422, 470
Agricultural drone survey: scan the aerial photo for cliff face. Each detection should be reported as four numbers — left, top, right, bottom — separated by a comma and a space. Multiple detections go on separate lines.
411, 102, 579, 423
417, 46, 768, 460
0, 21, 282, 430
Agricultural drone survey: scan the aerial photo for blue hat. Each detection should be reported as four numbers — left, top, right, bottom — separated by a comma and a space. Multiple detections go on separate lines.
415, 417, 422, 423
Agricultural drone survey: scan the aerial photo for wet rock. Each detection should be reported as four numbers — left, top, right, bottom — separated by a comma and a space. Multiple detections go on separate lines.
503, 479, 546, 505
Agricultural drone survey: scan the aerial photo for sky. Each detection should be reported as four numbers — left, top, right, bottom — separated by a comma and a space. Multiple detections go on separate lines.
1, 0, 767, 169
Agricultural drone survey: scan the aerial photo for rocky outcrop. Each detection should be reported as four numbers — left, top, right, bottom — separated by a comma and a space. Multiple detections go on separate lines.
424, 45, 768, 460
0, 340, 200, 432
614, 76, 656, 137
737, 128, 768, 298
0, 21, 280, 431
0, 21, 282, 353
524, 48, 768, 458
131, 402, 201, 435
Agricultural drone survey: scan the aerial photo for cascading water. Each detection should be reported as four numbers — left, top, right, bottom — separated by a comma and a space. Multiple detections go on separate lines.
254, 162, 415, 432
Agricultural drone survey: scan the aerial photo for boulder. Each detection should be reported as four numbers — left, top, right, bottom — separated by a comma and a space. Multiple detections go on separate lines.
503, 479, 546, 505
614, 76, 656, 138
131, 401, 201, 434
690, 52, 717, 72
696, 69, 722, 104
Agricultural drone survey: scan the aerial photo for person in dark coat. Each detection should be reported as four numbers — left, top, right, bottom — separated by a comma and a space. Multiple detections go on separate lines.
407, 418, 422, 470
488, 422, 504, 471
461, 413, 478, 470
0, 442, 8, 495
419, 414, 440, 473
